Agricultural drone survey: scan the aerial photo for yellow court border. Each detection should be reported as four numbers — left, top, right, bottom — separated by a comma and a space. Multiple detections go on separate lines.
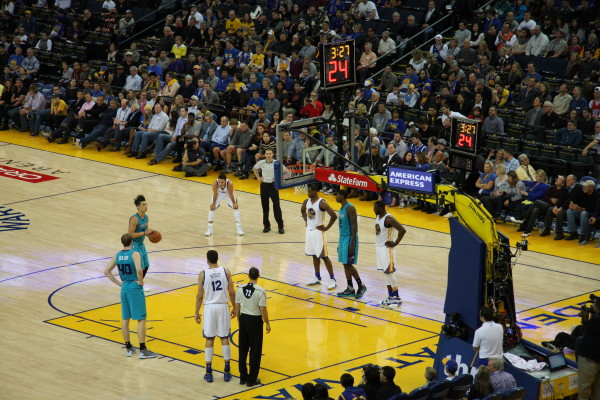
1, 131, 598, 263
46, 273, 442, 398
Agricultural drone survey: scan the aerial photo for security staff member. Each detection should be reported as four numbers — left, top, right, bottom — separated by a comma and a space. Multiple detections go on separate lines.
253, 148, 287, 234
234, 267, 271, 388
577, 297, 600, 400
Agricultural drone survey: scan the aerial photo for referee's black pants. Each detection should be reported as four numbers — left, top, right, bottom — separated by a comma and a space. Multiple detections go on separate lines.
238, 313, 264, 383
260, 182, 284, 229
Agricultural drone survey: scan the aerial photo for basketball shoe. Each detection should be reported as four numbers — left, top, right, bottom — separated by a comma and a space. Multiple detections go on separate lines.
204, 373, 213, 383
237, 224, 244, 236
380, 297, 401, 308
125, 346, 138, 357
139, 349, 158, 359
204, 225, 213, 236
355, 284, 367, 299
337, 287, 356, 297
307, 278, 321, 286
327, 279, 337, 290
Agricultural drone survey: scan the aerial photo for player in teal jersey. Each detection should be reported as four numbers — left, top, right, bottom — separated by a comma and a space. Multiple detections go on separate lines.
104, 233, 158, 359
128, 194, 154, 278
335, 190, 367, 299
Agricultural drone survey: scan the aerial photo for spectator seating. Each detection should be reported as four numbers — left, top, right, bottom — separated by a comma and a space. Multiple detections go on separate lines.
446, 374, 474, 400
502, 387, 526, 400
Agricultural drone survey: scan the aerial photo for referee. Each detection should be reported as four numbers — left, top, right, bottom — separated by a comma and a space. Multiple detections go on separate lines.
234, 267, 271, 387
253, 148, 286, 234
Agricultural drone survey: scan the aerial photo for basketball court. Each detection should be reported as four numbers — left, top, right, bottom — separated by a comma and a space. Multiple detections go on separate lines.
1, 132, 599, 399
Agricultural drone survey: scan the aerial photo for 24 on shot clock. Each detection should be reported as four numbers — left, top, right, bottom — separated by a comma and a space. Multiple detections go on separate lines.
319, 40, 357, 90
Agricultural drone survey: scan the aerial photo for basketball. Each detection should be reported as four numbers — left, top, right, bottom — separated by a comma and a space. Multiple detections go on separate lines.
148, 231, 162, 243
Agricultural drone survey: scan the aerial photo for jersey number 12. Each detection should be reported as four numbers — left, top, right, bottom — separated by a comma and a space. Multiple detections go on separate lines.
211, 280, 223, 291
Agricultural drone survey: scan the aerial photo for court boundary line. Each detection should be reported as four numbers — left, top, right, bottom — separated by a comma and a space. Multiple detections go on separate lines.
4, 175, 157, 205
516, 289, 600, 314
45, 273, 292, 379
214, 334, 440, 400
2, 140, 594, 266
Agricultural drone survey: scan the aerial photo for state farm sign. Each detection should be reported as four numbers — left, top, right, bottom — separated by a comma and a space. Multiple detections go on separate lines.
0, 165, 60, 183
315, 168, 380, 192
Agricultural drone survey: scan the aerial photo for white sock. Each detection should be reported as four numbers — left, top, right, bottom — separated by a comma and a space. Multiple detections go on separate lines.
208, 210, 215, 222
233, 209, 241, 224
222, 345, 231, 361
205, 347, 214, 363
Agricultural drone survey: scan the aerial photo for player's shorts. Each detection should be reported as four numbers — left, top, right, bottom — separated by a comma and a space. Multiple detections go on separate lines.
213, 192, 236, 209
338, 235, 359, 264
203, 303, 231, 339
121, 281, 146, 320
305, 229, 327, 258
132, 242, 149, 270
376, 245, 396, 271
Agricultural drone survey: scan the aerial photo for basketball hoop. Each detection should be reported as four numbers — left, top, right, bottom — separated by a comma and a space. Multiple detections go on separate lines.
286, 164, 315, 195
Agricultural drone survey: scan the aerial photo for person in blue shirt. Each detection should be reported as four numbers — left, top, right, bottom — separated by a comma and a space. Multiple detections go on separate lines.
247, 90, 265, 110
385, 108, 406, 133
146, 57, 163, 80
8, 47, 24, 67
338, 373, 367, 400
475, 161, 497, 197
215, 69, 233, 92
399, 65, 419, 86
483, 9, 502, 33
104, 232, 158, 359
223, 40, 239, 65
166, 53, 184, 74
554, 119, 583, 146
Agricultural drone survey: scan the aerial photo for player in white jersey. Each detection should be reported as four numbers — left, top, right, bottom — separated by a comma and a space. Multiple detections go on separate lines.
205, 173, 244, 236
301, 183, 338, 289
195, 250, 236, 383
374, 201, 406, 308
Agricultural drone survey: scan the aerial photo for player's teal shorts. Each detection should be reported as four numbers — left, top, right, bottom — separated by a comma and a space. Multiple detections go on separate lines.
338, 235, 359, 264
120, 281, 147, 320
132, 242, 149, 270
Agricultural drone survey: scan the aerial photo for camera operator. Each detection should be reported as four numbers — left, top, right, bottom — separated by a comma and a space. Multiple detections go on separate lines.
181, 138, 207, 177
359, 364, 381, 400
577, 296, 600, 400
542, 302, 594, 353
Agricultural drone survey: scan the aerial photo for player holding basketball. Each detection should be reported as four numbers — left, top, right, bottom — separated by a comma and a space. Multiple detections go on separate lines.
205, 174, 244, 237
195, 250, 236, 383
373, 201, 406, 308
335, 190, 367, 299
128, 195, 153, 278
301, 183, 338, 290
104, 233, 158, 359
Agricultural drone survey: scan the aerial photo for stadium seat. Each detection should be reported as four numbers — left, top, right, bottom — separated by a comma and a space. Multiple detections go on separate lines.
429, 380, 451, 400
482, 393, 503, 400
446, 374, 474, 400
502, 387, 526, 400
389, 392, 409, 400
407, 387, 430, 400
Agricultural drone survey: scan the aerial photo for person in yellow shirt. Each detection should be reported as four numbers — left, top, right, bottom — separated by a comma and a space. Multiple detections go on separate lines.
171, 36, 188, 59
44, 95, 68, 142
225, 10, 242, 35
249, 45, 265, 71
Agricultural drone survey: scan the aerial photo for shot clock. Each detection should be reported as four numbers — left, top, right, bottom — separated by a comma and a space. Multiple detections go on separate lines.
451, 118, 480, 154
448, 117, 480, 172
319, 40, 357, 90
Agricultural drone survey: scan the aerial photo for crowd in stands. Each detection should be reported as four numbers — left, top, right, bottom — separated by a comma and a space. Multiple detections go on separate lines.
0, 0, 599, 239
294, 357, 521, 399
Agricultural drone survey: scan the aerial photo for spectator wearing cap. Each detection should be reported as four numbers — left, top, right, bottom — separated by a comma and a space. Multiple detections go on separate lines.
565, 180, 598, 242
430, 35, 448, 62
187, 95, 200, 116
444, 359, 459, 381
482, 106, 505, 136
404, 121, 419, 141
488, 358, 517, 392
116, 9, 135, 37
554, 119, 583, 146
540, 102, 561, 131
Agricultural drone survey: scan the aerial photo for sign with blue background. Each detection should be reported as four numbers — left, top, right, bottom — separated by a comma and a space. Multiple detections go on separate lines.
387, 166, 437, 194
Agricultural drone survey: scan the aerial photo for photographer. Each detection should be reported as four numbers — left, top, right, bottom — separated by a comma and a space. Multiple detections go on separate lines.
181, 138, 207, 177
542, 302, 593, 353
577, 296, 600, 400
359, 364, 381, 400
